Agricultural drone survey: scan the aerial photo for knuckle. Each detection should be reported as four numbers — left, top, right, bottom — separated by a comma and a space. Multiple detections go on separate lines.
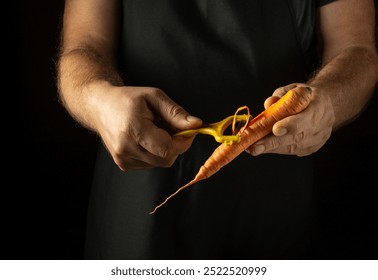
327, 114, 336, 127
118, 163, 128, 172
161, 158, 176, 168
297, 147, 315, 157
286, 144, 297, 154
311, 107, 324, 127
125, 90, 142, 105
113, 154, 128, 171
158, 145, 169, 158
296, 146, 312, 157
273, 86, 287, 97
296, 153, 307, 157
168, 105, 185, 118
270, 137, 281, 149
150, 87, 167, 100
150, 87, 164, 95
294, 131, 305, 143
156, 154, 176, 168
129, 125, 143, 144
110, 136, 127, 159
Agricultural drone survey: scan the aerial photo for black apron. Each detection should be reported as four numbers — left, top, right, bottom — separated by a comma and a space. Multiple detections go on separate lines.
85, 0, 334, 259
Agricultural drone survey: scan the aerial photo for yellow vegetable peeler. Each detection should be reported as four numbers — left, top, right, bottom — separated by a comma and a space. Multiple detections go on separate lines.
174, 106, 251, 145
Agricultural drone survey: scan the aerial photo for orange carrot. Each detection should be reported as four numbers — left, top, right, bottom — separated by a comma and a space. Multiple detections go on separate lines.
149, 86, 312, 214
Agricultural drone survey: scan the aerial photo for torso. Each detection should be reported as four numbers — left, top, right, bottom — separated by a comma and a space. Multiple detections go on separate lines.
85, 0, 333, 259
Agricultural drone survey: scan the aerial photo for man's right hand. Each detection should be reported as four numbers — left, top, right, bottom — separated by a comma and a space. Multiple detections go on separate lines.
91, 85, 203, 171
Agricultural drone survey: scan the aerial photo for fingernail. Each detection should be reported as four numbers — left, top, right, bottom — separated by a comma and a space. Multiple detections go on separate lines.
276, 127, 287, 136
186, 115, 202, 123
245, 149, 250, 154
305, 86, 312, 93
253, 145, 265, 155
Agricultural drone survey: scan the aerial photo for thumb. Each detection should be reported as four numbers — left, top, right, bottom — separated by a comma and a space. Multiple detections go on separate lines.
147, 89, 202, 130
167, 107, 203, 130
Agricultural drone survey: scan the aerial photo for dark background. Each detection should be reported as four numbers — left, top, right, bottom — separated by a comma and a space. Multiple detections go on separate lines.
8, 1, 378, 259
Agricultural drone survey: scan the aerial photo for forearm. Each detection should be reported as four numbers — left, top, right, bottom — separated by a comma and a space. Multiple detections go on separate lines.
308, 45, 378, 130
57, 46, 124, 132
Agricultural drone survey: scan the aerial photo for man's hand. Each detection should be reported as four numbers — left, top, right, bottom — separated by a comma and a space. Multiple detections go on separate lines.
246, 83, 335, 157
246, 0, 378, 157
93, 85, 202, 170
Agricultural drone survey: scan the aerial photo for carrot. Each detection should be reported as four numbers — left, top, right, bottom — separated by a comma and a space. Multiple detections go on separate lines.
149, 86, 312, 214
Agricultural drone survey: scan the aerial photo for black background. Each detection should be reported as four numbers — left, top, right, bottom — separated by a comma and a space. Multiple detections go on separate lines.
8, 1, 378, 259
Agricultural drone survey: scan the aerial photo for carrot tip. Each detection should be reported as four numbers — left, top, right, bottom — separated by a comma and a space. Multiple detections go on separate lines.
148, 177, 202, 214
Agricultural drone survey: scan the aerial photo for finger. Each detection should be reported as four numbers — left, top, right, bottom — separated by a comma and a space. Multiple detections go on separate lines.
272, 83, 298, 98
261, 138, 324, 157
146, 89, 203, 130
271, 99, 312, 136
248, 134, 301, 156
265, 83, 303, 109
263, 96, 281, 109
246, 121, 303, 155
131, 119, 174, 158
117, 151, 176, 171
117, 157, 155, 171
133, 116, 194, 158
271, 115, 299, 137
271, 83, 313, 98
115, 134, 185, 170
112, 143, 156, 171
